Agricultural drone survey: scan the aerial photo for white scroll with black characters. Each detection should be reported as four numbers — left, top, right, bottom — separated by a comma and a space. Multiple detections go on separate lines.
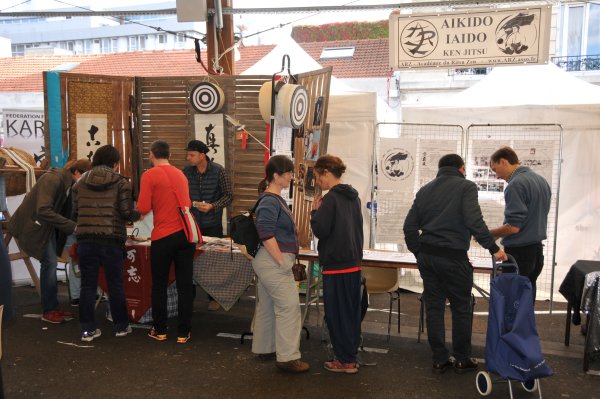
76, 114, 108, 162
194, 114, 225, 167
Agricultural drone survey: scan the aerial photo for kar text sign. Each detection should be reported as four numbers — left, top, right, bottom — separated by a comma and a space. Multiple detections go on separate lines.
389, 6, 551, 69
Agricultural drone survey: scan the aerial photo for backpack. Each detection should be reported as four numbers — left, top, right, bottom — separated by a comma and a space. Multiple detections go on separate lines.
230, 207, 260, 260
229, 193, 284, 260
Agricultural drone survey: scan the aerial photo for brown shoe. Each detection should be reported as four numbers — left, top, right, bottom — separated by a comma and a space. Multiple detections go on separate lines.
276, 359, 310, 373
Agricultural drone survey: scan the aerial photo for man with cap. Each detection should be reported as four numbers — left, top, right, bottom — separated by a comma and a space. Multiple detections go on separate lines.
183, 139, 233, 311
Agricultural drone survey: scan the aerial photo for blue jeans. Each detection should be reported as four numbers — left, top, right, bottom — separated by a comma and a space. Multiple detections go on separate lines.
78, 242, 128, 333
39, 232, 59, 313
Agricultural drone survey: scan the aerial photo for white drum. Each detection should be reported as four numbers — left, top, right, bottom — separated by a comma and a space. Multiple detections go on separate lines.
258, 81, 309, 128
190, 82, 225, 113
277, 84, 308, 128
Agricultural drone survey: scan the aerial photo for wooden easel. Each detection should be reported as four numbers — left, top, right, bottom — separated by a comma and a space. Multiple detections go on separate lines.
2, 210, 40, 296
1, 165, 46, 297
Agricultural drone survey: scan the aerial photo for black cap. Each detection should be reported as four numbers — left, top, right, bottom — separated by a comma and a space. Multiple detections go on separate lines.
186, 140, 209, 154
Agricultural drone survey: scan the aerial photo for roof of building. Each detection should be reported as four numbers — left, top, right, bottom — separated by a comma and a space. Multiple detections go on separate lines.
0, 54, 101, 91
0, 38, 392, 92
298, 38, 391, 78
0, 45, 274, 92
69, 46, 274, 77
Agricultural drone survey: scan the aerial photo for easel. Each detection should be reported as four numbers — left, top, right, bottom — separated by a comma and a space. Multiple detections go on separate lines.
2, 210, 40, 296
1, 166, 46, 296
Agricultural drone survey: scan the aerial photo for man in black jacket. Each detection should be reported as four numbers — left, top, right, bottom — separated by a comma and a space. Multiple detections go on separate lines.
403, 154, 506, 375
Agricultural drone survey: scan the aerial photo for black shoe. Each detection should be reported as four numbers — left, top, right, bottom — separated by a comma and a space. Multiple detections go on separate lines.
432, 360, 453, 374
454, 358, 478, 374
70, 299, 80, 307
257, 352, 276, 362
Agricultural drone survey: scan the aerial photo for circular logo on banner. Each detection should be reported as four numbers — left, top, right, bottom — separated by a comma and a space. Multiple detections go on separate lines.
495, 12, 538, 55
400, 19, 438, 59
190, 82, 224, 113
381, 148, 414, 181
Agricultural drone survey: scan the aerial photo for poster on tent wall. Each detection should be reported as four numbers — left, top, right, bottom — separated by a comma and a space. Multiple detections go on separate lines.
513, 140, 554, 187
468, 139, 507, 254
418, 139, 460, 185
76, 114, 108, 162
389, 6, 551, 69
2, 109, 45, 165
194, 114, 225, 167
378, 138, 416, 192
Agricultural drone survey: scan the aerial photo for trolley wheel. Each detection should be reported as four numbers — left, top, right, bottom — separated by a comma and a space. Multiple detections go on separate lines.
521, 379, 538, 392
475, 371, 492, 396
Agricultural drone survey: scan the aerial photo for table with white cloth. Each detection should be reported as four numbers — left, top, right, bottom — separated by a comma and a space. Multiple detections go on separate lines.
193, 239, 254, 311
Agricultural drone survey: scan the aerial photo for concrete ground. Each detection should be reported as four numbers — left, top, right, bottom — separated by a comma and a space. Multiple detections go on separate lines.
1, 283, 599, 399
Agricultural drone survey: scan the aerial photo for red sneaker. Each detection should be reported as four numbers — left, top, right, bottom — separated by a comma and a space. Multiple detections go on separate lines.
41, 310, 65, 324
323, 360, 358, 374
57, 308, 75, 321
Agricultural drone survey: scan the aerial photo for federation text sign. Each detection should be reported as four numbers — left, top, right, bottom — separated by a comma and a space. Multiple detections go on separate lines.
389, 6, 551, 69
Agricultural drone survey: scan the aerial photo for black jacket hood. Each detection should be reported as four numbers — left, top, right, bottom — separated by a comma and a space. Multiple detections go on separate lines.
330, 183, 358, 200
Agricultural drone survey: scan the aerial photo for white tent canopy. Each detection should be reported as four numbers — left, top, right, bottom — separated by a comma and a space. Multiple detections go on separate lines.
423, 63, 600, 108
403, 63, 600, 295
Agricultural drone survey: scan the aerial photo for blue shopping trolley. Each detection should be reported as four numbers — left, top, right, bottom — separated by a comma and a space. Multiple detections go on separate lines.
476, 255, 553, 398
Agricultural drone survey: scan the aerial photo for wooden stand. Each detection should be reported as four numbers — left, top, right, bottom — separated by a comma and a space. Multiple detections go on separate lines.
1, 166, 47, 296
2, 210, 40, 296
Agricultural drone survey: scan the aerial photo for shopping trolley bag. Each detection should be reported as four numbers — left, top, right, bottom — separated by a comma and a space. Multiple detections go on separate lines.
485, 272, 553, 382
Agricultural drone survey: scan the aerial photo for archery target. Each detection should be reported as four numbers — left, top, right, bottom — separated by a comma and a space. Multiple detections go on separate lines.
277, 84, 308, 128
190, 82, 225, 113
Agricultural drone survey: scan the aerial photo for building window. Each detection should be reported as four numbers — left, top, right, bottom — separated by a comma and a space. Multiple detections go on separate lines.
139, 35, 146, 51
111, 38, 119, 52
559, 2, 600, 57
158, 34, 166, 44
12, 44, 24, 56
128, 36, 138, 51
319, 47, 355, 59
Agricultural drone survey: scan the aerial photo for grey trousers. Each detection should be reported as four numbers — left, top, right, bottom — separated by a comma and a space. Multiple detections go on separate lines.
251, 249, 301, 362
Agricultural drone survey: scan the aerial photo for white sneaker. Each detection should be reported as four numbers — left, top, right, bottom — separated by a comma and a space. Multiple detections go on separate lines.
115, 325, 133, 337
81, 329, 102, 342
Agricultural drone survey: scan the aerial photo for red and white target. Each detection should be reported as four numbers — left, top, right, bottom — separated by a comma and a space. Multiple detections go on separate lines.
190, 82, 225, 113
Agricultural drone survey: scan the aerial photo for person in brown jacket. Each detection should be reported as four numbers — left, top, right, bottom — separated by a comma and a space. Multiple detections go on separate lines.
8, 158, 91, 324
72, 145, 140, 342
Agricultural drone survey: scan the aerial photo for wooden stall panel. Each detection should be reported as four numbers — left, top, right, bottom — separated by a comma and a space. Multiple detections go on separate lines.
57, 73, 135, 178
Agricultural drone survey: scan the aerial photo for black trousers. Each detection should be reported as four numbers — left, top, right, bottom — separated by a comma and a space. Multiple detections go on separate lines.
418, 253, 473, 364
505, 242, 544, 303
150, 230, 196, 336
323, 271, 362, 364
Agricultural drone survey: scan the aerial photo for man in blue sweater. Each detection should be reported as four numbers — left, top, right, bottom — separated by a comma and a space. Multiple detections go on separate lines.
490, 146, 551, 304
404, 154, 506, 375
183, 140, 233, 310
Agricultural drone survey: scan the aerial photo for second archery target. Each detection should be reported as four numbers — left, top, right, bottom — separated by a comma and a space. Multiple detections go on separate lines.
190, 82, 225, 113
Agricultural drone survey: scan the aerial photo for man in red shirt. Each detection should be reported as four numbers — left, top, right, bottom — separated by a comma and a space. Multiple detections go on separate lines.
137, 140, 196, 344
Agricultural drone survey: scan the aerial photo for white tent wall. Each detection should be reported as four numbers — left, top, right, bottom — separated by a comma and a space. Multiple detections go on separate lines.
403, 102, 600, 300
326, 91, 377, 246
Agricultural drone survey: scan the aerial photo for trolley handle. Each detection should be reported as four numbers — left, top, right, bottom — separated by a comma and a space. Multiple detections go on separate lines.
491, 253, 519, 276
